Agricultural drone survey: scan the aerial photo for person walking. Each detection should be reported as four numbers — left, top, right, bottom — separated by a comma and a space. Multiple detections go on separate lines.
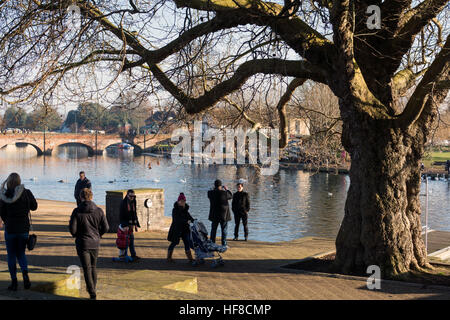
208, 179, 232, 247
167, 193, 194, 263
119, 189, 140, 261
0, 173, 38, 291
232, 183, 250, 241
74, 171, 91, 207
69, 188, 109, 300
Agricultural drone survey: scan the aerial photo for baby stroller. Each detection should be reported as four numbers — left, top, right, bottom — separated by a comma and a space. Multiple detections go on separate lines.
189, 220, 227, 268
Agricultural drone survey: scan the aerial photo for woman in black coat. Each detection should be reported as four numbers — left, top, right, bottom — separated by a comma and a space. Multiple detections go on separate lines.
119, 189, 140, 260
0, 173, 38, 291
167, 193, 194, 263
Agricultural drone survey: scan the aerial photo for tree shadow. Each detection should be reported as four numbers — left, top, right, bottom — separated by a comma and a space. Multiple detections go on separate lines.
30, 224, 71, 233
0, 280, 85, 300
0, 253, 311, 274
356, 280, 450, 300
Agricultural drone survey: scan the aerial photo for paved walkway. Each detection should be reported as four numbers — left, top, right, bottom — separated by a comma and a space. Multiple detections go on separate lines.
0, 199, 449, 300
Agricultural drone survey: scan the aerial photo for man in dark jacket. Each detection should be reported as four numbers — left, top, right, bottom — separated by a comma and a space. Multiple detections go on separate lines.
208, 179, 232, 247
119, 189, 140, 260
74, 171, 92, 207
232, 183, 250, 241
69, 188, 109, 300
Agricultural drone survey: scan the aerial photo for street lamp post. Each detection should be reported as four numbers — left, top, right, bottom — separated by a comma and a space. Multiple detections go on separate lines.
425, 176, 429, 253
43, 126, 45, 155
144, 130, 146, 151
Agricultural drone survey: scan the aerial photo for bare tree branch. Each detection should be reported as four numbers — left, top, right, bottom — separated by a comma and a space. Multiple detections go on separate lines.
149, 59, 326, 114
397, 34, 450, 127
277, 77, 306, 148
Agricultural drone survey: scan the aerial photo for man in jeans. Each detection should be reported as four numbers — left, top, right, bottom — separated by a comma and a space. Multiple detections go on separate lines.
208, 179, 232, 247
232, 183, 250, 241
69, 188, 109, 300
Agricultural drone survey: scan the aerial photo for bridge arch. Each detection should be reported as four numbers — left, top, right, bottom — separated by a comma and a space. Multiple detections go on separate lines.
129, 143, 143, 156
15, 142, 44, 156
0, 142, 43, 156
0, 142, 44, 156
56, 143, 96, 157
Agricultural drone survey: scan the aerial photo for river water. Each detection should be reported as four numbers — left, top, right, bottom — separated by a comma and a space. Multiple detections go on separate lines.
0, 145, 449, 242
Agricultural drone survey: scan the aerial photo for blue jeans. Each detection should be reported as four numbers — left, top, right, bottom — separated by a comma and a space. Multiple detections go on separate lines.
210, 221, 228, 246
126, 233, 137, 257
4, 230, 29, 279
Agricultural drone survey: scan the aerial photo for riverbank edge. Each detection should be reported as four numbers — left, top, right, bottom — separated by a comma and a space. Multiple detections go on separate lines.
279, 162, 450, 178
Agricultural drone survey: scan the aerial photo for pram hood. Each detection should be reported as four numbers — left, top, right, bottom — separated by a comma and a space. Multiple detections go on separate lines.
192, 220, 208, 237
190, 220, 227, 254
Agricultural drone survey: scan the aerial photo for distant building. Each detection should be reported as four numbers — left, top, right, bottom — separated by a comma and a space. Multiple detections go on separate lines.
143, 110, 177, 134
288, 118, 310, 137
145, 110, 176, 125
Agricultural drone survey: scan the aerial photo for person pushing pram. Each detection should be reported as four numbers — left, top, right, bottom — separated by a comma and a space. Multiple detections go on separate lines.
166, 192, 227, 267
166, 193, 195, 263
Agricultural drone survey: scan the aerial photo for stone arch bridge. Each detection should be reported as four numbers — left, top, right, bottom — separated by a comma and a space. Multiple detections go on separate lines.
0, 132, 172, 156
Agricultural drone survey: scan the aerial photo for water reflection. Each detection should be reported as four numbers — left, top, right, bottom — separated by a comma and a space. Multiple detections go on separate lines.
0, 145, 448, 242
56, 145, 90, 159
0, 144, 38, 159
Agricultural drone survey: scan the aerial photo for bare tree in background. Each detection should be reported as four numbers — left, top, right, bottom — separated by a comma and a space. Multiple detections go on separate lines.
429, 106, 450, 151
288, 82, 343, 166
0, 0, 449, 277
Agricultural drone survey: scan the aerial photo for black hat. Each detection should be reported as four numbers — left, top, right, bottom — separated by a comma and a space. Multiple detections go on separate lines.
214, 179, 222, 188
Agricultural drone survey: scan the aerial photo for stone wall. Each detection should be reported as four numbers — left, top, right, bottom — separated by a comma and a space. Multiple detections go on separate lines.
105, 188, 170, 233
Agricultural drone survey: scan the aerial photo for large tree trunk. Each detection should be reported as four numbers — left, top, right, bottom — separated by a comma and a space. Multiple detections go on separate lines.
334, 105, 433, 278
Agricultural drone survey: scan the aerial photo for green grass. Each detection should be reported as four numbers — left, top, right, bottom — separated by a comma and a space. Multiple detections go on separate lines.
423, 151, 450, 167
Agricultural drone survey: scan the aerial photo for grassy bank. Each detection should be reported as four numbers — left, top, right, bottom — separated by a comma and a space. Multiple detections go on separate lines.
423, 151, 450, 168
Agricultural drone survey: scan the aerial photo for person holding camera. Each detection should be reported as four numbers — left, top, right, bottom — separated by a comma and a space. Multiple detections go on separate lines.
207, 179, 232, 247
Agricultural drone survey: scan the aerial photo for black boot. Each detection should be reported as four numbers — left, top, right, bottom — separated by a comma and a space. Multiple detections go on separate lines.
22, 271, 31, 289
8, 278, 18, 291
